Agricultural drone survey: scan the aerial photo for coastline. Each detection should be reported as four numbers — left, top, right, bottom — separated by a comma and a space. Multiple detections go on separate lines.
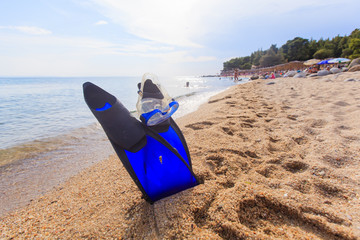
1, 72, 360, 239
0, 77, 240, 217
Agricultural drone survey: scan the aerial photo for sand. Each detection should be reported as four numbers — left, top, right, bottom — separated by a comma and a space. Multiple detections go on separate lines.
1, 71, 360, 239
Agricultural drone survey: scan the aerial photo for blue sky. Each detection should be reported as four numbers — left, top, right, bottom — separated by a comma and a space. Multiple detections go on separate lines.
0, 0, 359, 77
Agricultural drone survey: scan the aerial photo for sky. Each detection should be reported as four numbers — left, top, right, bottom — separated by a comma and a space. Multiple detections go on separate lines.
0, 0, 359, 77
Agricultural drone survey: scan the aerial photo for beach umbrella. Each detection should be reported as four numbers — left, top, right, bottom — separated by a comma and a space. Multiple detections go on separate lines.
304, 59, 320, 65
317, 59, 330, 65
328, 58, 350, 64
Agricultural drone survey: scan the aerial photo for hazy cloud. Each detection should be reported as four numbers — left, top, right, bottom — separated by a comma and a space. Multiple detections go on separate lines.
95, 20, 108, 25
0, 26, 52, 35
89, 0, 340, 48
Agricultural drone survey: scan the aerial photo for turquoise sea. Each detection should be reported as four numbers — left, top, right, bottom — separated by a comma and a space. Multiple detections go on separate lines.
0, 75, 248, 215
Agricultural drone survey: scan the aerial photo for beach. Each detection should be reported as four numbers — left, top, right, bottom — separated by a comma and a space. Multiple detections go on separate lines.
1, 71, 360, 239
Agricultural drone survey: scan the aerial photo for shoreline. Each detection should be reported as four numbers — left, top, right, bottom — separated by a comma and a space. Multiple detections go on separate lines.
1, 72, 360, 239
0, 76, 233, 150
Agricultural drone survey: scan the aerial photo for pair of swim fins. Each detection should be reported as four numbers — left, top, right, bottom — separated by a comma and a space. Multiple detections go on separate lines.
83, 81, 198, 203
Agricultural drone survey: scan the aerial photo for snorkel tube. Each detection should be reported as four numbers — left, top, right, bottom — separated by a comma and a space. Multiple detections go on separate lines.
136, 73, 179, 126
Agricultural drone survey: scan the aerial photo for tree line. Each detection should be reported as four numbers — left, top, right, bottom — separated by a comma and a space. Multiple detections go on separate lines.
223, 28, 360, 71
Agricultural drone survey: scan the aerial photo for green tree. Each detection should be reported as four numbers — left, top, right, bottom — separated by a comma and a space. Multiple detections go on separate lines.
313, 48, 334, 59
339, 36, 350, 57
308, 39, 318, 59
340, 29, 360, 58
349, 38, 360, 59
280, 37, 310, 61
269, 44, 278, 54
341, 48, 353, 58
240, 56, 251, 69
242, 62, 252, 69
259, 48, 284, 67
317, 38, 325, 49
250, 50, 265, 66
332, 35, 343, 57
349, 28, 360, 39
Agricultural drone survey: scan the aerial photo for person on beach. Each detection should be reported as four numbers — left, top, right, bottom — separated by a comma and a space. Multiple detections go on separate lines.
234, 69, 239, 81
270, 72, 275, 79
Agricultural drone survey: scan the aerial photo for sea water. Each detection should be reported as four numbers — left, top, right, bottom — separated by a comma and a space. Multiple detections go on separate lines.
0, 75, 248, 215
0, 76, 244, 149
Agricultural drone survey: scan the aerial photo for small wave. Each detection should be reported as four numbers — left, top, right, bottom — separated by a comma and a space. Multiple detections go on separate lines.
0, 123, 107, 168
0, 140, 61, 167
174, 91, 197, 100
0, 122, 114, 216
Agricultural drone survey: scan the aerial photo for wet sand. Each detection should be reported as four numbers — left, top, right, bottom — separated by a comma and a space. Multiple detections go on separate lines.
1, 71, 360, 239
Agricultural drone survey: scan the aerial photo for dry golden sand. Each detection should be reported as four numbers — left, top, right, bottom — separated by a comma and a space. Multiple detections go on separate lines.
1, 72, 360, 239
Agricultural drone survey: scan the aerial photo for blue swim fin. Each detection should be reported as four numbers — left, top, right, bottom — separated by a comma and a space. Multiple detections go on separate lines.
83, 82, 198, 203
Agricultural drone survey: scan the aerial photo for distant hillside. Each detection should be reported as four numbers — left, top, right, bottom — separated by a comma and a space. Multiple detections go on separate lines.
223, 29, 360, 71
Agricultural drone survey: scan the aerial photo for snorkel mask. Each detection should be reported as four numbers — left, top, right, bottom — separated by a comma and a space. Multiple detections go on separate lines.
136, 73, 179, 126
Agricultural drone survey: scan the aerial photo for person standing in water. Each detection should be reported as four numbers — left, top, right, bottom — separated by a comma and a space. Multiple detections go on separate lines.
234, 69, 239, 81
